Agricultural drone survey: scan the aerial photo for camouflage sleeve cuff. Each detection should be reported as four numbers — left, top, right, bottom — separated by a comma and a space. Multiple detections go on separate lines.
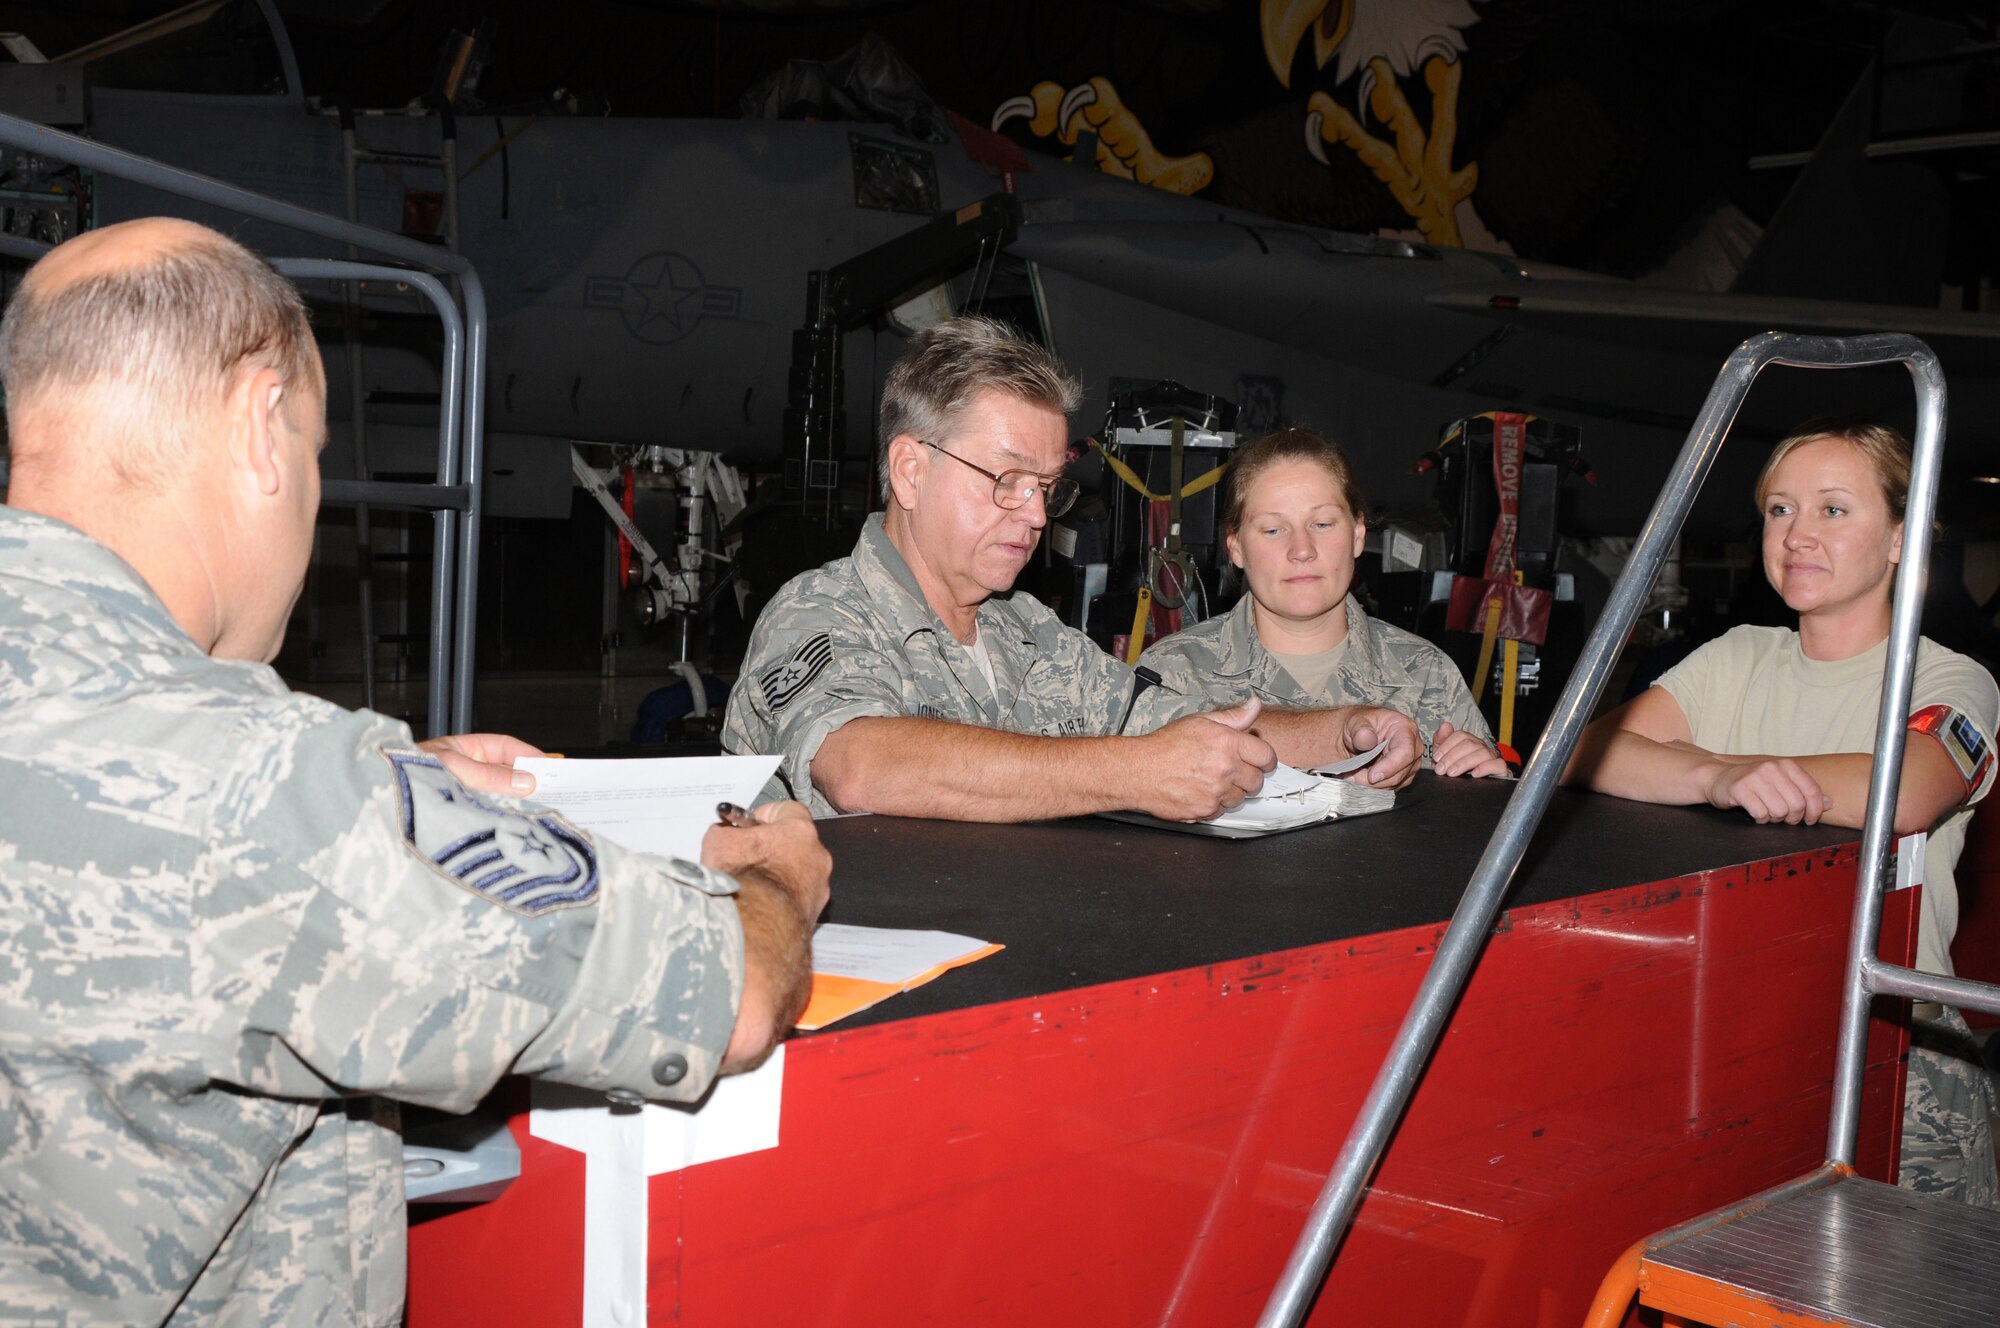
516, 849, 746, 1105
779, 694, 904, 815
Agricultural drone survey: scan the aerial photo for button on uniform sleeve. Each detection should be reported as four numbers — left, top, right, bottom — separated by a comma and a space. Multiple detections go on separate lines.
199, 698, 744, 1112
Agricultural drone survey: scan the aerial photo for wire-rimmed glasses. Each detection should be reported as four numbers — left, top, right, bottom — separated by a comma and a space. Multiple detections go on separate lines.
921, 440, 1079, 517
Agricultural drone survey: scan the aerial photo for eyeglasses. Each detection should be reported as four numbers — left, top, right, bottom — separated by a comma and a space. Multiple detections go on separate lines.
921, 440, 1080, 518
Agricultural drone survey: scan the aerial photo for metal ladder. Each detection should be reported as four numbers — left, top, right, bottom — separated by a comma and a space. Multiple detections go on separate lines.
0, 110, 491, 739
1256, 331, 1977, 1326
335, 99, 463, 719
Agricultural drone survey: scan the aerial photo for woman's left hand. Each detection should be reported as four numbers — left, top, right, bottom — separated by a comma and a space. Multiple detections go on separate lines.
1431, 723, 1509, 778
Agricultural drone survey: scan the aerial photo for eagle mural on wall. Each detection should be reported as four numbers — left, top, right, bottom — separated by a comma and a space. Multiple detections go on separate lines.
987, 2, 1504, 249
989, 76, 1215, 197
1262, 0, 1500, 250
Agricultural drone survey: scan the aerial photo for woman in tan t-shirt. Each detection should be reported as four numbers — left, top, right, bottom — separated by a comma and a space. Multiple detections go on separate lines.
1565, 419, 1989, 835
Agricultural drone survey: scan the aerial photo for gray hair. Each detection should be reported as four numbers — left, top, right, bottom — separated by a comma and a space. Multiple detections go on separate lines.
0, 225, 319, 485
877, 315, 1081, 502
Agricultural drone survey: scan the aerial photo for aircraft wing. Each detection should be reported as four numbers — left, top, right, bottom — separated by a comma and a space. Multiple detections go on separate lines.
1016, 218, 2000, 440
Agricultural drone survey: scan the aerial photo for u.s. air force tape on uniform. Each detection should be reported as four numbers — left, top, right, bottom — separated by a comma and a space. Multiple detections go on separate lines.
386, 751, 738, 911
761, 632, 833, 713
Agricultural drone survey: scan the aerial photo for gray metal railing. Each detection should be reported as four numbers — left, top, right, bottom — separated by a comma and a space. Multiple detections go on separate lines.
1820, 342, 1996, 1165
0, 111, 487, 734
1256, 331, 1949, 1327
274, 260, 468, 741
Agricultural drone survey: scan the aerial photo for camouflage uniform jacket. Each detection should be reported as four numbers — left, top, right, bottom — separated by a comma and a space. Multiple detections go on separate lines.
722, 514, 1201, 814
0, 507, 745, 1326
1140, 593, 1493, 768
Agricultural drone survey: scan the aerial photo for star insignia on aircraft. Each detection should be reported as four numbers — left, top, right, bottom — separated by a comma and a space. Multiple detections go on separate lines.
584, 251, 742, 346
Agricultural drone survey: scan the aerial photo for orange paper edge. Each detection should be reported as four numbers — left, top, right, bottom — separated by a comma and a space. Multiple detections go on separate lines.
795, 943, 1004, 1031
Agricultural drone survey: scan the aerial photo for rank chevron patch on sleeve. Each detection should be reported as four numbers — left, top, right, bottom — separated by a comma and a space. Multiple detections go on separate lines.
385, 751, 600, 914
759, 633, 833, 712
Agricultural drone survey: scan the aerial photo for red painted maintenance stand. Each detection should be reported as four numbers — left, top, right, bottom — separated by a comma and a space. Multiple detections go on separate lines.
408, 780, 1912, 1326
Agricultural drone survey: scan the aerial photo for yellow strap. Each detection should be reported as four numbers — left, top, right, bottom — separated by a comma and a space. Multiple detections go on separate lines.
1471, 595, 1502, 704
1096, 444, 1226, 503
1125, 587, 1152, 665
1179, 463, 1226, 499
1496, 568, 1526, 745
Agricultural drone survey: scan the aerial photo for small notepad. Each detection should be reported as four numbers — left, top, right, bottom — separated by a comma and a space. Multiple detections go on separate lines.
1098, 760, 1396, 839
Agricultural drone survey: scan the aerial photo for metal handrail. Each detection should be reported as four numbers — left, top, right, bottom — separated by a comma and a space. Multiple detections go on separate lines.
1256, 332, 1948, 1328
0, 110, 489, 734
0, 240, 469, 740
1825, 341, 1963, 1164
272, 259, 467, 741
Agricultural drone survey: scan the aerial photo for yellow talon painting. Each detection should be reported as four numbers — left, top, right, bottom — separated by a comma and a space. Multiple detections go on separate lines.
991, 76, 1214, 197
1261, 0, 1493, 249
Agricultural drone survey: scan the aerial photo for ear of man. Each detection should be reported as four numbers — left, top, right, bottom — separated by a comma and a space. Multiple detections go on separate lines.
226, 365, 292, 501
885, 433, 929, 511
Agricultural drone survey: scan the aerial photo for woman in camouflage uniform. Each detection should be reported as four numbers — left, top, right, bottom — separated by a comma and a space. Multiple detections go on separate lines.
1141, 429, 1505, 777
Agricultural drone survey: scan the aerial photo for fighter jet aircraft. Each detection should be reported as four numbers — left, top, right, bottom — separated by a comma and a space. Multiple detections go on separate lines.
33, 0, 1992, 556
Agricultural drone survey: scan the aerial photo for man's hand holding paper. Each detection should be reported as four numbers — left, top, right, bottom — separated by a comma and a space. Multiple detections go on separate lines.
419, 731, 547, 796
1328, 707, 1423, 788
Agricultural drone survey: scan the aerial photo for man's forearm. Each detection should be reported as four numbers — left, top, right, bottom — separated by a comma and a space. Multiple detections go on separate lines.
814, 716, 1143, 821
1250, 707, 1361, 769
722, 874, 813, 1072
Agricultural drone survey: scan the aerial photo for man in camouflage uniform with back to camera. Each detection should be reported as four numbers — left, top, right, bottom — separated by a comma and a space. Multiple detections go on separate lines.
0, 217, 830, 1325
721, 315, 1423, 822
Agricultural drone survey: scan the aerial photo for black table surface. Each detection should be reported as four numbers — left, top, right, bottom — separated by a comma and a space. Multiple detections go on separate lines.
807, 774, 1857, 1033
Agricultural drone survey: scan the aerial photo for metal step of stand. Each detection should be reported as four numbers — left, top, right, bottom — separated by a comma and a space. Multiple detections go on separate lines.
1635, 1167, 2000, 1327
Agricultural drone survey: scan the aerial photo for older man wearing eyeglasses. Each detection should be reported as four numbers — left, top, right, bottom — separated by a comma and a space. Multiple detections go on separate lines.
721, 316, 1419, 823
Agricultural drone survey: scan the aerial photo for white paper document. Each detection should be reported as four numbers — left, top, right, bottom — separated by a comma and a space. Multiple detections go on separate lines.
1251, 762, 1322, 798
811, 923, 994, 985
1307, 738, 1389, 779
514, 754, 782, 862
